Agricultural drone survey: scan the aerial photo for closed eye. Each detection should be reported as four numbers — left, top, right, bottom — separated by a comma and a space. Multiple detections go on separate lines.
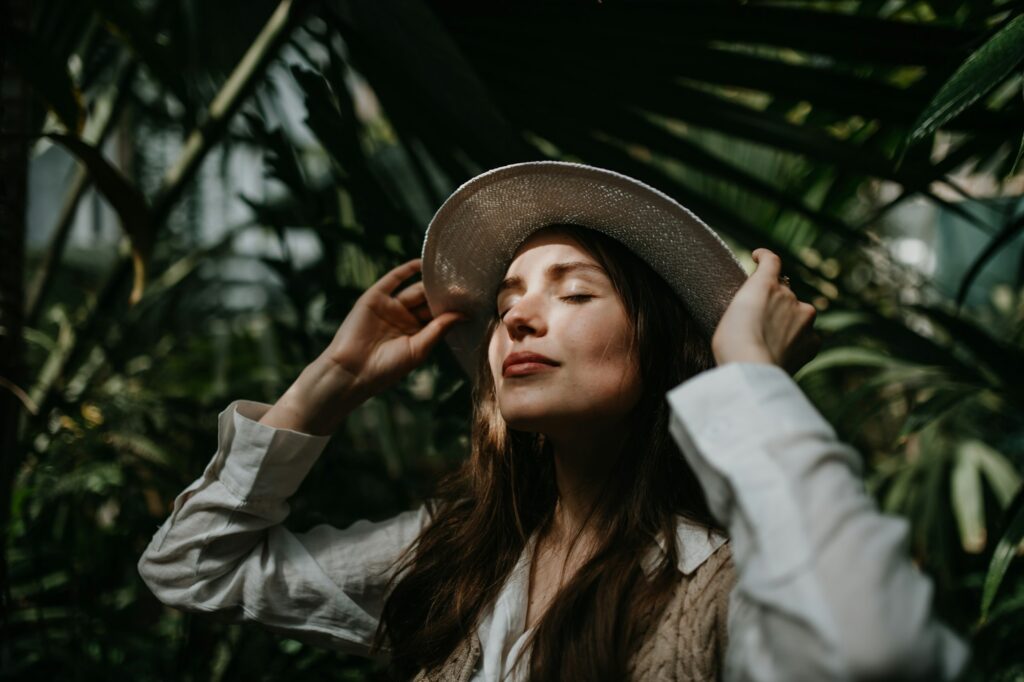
497, 294, 594, 320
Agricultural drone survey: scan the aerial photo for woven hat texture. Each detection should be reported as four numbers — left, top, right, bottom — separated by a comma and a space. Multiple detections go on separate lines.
421, 161, 748, 376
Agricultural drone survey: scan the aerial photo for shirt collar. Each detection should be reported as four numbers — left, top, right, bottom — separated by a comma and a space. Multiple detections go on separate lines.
644, 515, 728, 578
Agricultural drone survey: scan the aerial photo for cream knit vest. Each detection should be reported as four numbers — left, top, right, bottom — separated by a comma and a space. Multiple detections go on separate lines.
413, 541, 735, 682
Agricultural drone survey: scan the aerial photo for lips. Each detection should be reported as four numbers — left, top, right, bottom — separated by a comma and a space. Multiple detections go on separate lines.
502, 351, 559, 376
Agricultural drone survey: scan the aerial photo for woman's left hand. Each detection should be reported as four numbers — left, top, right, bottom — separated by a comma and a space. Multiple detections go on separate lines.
711, 248, 821, 374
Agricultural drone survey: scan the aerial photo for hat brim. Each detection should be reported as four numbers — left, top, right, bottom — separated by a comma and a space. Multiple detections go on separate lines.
421, 161, 748, 377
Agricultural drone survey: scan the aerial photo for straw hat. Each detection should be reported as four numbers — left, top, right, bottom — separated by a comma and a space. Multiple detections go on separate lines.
421, 161, 748, 376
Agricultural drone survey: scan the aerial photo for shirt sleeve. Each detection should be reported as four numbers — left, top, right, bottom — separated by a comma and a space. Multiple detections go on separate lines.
665, 362, 971, 682
137, 399, 430, 657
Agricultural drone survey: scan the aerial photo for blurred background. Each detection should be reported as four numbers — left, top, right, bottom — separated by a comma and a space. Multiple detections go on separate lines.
2, 0, 1023, 679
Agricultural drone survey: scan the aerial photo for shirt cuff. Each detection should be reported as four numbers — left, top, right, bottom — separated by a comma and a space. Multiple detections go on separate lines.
214, 399, 333, 504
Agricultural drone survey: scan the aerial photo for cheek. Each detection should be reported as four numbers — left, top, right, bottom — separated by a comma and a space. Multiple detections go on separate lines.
571, 316, 633, 364
487, 333, 504, 380
555, 325, 636, 399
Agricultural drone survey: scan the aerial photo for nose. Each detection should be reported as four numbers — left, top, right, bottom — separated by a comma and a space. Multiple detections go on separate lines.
501, 295, 547, 339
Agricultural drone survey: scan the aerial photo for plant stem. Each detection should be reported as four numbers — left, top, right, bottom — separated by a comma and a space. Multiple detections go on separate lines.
25, 59, 139, 326
152, 0, 308, 221
24, 0, 312, 475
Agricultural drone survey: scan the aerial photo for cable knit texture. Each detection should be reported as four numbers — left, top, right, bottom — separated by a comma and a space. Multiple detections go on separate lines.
628, 542, 733, 681
414, 542, 734, 682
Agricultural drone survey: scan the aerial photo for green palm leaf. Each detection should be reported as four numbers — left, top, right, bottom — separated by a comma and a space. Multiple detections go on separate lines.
907, 13, 1024, 147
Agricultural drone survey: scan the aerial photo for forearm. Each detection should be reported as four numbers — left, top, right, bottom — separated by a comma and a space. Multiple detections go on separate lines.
666, 363, 970, 680
259, 355, 368, 436
139, 400, 331, 602
138, 399, 428, 655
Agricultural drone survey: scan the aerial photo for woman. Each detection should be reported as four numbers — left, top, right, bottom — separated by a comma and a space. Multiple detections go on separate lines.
138, 162, 969, 681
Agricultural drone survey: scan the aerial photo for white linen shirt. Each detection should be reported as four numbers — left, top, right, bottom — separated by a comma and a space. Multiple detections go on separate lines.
138, 362, 971, 681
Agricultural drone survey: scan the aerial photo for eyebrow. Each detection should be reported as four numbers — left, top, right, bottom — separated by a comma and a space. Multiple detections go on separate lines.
497, 261, 608, 296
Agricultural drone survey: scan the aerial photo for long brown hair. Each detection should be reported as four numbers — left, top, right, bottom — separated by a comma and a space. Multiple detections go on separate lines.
372, 224, 721, 680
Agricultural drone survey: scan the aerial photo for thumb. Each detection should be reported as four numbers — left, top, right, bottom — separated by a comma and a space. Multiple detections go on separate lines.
408, 311, 468, 361
750, 248, 781, 283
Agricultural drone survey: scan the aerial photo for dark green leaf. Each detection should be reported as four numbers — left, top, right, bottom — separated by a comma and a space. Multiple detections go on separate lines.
438, 5, 979, 67
907, 14, 1024, 146
982, 487, 1024, 619
45, 133, 155, 303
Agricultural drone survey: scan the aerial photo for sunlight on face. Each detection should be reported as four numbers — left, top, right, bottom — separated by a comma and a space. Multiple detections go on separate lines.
487, 230, 643, 434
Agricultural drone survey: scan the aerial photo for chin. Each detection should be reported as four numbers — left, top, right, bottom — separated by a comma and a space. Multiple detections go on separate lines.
500, 413, 547, 434
499, 403, 558, 433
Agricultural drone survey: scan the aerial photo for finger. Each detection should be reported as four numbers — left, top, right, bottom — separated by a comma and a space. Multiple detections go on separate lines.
408, 301, 433, 323
395, 280, 428, 309
798, 301, 817, 323
417, 305, 434, 321
750, 249, 782, 283
372, 258, 422, 297
383, 296, 428, 334
408, 311, 468, 361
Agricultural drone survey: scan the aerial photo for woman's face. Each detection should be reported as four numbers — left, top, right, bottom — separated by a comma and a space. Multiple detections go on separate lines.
487, 231, 643, 434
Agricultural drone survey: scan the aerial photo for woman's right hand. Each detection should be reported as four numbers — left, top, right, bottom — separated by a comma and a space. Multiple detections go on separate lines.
322, 258, 466, 400
259, 258, 466, 435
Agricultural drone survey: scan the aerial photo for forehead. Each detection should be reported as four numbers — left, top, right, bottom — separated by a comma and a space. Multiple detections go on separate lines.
504, 232, 597, 273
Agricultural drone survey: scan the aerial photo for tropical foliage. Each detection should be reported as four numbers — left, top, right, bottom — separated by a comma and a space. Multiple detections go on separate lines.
4, 0, 1023, 679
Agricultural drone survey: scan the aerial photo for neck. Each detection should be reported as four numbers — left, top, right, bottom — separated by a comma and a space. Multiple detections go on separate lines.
543, 420, 629, 547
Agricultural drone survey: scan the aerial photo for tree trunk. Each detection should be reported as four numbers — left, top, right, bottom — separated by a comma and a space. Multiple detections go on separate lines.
0, 0, 31, 663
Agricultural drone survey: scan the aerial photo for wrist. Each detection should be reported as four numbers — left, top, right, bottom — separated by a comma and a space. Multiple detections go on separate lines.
259, 357, 368, 436
711, 343, 773, 368
305, 354, 369, 406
